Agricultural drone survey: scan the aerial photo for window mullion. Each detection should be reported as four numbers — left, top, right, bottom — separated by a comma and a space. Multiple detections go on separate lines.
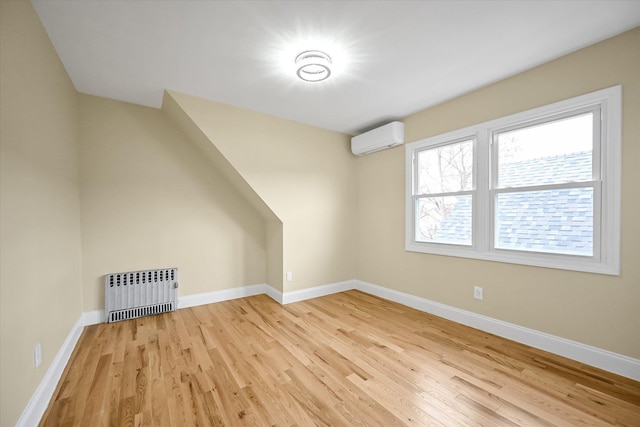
476, 130, 490, 252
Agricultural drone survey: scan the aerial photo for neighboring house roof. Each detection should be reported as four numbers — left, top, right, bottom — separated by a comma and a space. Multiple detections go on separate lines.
435, 151, 593, 255
499, 150, 592, 187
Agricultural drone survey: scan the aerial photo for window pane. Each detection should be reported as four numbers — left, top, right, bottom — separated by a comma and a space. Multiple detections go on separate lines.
416, 195, 472, 245
417, 140, 473, 194
497, 113, 593, 188
495, 187, 593, 256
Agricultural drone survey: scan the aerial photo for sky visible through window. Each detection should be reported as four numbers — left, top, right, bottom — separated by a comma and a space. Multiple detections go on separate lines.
498, 113, 593, 165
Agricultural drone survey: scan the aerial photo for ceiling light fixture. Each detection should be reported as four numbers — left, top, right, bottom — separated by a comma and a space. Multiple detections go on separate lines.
295, 50, 332, 82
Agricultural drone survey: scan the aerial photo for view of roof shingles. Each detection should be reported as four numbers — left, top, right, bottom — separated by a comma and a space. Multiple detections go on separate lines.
435, 151, 593, 255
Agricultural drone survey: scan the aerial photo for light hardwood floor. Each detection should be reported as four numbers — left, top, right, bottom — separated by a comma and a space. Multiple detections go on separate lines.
40, 290, 640, 426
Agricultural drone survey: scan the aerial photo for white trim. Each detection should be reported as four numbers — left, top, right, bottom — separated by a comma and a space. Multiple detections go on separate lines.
281, 280, 357, 304
16, 316, 85, 427
82, 309, 104, 326
600, 85, 622, 274
263, 284, 284, 304
20, 279, 639, 426
352, 280, 640, 381
177, 283, 269, 308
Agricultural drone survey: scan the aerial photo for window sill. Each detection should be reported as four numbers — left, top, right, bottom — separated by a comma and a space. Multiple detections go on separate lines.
405, 242, 619, 275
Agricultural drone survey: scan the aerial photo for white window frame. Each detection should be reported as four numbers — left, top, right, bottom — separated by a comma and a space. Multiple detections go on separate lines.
405, 86, 621, 275
412, 136, 476, 246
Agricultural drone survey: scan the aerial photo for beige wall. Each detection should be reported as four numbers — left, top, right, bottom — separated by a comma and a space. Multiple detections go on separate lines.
0, 1, 83, 425
161, 93, 284, 291
165, 91, 358, 292
79, 94, 268, 312
355, 27, 640, 358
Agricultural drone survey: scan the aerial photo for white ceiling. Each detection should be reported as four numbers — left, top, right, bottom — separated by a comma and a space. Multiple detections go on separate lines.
32, 1, 640, 135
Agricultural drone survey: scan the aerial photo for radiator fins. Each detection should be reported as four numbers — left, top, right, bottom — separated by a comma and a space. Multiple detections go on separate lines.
104, 268, 178, 323
108, 302, 175, 323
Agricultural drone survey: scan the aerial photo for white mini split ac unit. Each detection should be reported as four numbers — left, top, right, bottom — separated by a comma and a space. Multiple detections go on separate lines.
351, 121, 405, 156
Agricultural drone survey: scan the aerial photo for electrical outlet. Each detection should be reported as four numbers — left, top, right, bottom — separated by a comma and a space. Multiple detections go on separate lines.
473, 286, 483, 300
34, 343, 42, 368
286, 272, 293, 282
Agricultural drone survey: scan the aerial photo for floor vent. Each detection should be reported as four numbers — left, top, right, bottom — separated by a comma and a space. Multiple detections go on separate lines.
105, 268, 178, 323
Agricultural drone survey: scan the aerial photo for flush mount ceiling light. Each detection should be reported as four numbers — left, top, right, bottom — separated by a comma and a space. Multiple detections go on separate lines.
295, 50, 332, 82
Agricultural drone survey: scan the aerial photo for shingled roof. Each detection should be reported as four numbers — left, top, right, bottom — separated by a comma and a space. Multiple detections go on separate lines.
435, 151, 593, 256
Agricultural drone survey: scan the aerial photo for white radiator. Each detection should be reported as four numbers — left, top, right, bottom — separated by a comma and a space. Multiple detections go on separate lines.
104, 268, 178, 323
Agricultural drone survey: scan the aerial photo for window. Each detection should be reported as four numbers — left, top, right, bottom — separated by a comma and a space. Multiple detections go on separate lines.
415, 138, 474, 246
405, 86, 621, 275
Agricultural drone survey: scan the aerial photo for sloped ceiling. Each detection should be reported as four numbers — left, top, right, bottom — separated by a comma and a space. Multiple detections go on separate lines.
32, 0, 640, 135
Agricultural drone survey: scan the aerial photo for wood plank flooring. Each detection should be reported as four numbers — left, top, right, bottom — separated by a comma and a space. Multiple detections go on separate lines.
40, 290, 640, 426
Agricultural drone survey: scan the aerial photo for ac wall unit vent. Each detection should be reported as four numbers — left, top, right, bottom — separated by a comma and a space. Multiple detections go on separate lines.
351, 121, 404, 156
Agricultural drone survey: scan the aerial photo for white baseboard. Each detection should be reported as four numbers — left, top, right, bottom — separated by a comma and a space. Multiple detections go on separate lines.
178, 283, 269, 308
83, 309, 104, 326
20, 279, 640, 426
16, 316, 85, 427
174, 281, 357, 306
281, 280, 357, 304
351, 280, 640, 382
263, 284, 283, 304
